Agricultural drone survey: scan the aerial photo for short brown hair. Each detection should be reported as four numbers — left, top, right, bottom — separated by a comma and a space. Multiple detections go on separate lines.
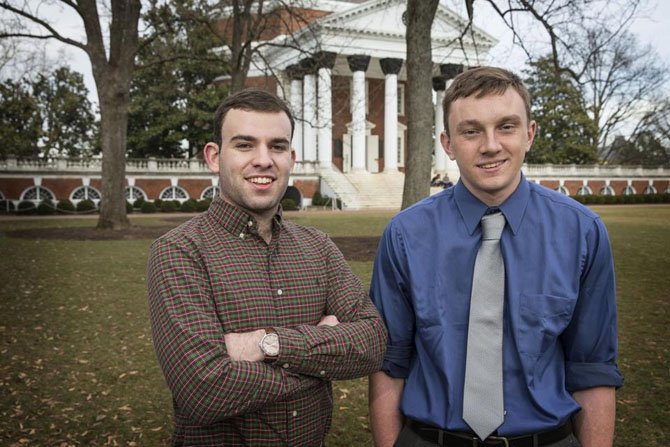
442, 66, 531, 135
213, 89, 295, 146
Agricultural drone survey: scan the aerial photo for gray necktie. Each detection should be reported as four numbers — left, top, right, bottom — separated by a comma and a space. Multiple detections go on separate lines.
463, 211, 506, 440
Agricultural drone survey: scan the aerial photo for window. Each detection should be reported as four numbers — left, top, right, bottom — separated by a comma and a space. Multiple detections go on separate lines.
623, 185, 636, 196
556, 186, 569, 196
125, 186, 147, 201
21, 186, 54, 202
644, 185, 657, 194
70, 185, 101, 203
201, 186, 220, 200
160, 186, 189, 202
599, 185, 615, 196
577, 185, 592, 196
398, 84, 405, 116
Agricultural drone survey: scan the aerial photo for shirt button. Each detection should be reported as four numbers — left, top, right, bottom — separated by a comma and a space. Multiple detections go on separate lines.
248, 220, 254, 227
282, 363, 290, 369
292, 410, 298, 417
239, 232, 245, 239
277, 289, 283, 296
319, 370, 326, 376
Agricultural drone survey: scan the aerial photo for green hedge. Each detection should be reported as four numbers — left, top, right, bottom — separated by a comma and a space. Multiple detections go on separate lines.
196, 199, 211, 212
0, 200, 16, 213
37, 199, 56, 215
180, 199, 198, 213
141, 201, 157, 213
571, 193, 670, 205
57, 199, 76, 213
17, 200, 37, 215
281, 198, 298, 211
76, 199, 97, 213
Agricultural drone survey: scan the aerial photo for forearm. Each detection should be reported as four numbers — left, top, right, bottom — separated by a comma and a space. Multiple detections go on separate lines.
275, 312, 387, 380
369, 371, 405, 447
156, 339, 322, 424
572, 386, 616, 447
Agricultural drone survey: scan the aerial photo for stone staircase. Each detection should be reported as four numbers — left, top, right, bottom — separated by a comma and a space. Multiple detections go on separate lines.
319, 167, 405, 209
318, 167, 361, 209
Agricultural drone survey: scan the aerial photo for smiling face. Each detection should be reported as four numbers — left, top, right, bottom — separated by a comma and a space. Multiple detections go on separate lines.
441, 88, 536, 206
204, 108, 295, 223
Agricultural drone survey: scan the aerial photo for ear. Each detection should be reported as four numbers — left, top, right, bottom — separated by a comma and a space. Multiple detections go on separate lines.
289, 148, 296, 170
526, 120, 537, 153
440, 131, 456, 160
203, 143, 220, 173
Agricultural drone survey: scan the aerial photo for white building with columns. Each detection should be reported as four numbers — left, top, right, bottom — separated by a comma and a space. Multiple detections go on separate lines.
214, 0, 496, 208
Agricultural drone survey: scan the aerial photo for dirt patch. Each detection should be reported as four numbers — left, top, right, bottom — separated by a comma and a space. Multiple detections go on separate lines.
331, 237, 380, 262
4, 226, 380, 262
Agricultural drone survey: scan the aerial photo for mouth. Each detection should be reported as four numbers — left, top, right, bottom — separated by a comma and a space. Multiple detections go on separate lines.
246, 176, 275, 187
477, 160, 506, 170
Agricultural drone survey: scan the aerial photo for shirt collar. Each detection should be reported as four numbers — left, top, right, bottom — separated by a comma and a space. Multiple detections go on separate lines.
454, 173, 530, 236
206, 196, 283, 238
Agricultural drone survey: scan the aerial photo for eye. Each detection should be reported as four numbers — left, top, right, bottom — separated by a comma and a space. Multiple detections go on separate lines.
462, 128, 480, 137
271, 144, 289, 152
500, 123, 517, 132
235, 142, 252, 150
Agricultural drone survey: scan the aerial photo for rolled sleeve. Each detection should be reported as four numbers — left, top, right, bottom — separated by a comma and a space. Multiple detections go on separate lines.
565, 361, 623, 391
562, 218, 624, 392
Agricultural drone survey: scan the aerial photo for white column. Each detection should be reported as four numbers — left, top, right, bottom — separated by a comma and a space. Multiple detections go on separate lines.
290, 78, 304, 161
444, 79, 460, 178
317, 66, 332, 167
434, 88, 447, 172
351, 70, 366, 171
303, 73, 317, 162
383, 73, 399, 172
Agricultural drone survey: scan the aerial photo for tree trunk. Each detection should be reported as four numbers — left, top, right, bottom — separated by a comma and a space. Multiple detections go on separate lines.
401, 0, 439, 210
84, 0, 141, 230
96, 76, 132, 229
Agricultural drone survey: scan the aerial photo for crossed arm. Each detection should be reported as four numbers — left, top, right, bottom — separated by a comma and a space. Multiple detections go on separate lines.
224, 235, 387, 380
147, 234, 386, 425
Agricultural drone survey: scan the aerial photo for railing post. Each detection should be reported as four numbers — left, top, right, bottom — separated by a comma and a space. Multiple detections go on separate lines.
148, 157, 158, 171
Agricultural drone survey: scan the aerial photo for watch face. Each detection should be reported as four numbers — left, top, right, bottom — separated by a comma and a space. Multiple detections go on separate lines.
262, 333, 279, 356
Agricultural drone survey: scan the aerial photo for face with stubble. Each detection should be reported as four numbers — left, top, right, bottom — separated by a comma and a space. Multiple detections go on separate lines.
204, 108, 295, 222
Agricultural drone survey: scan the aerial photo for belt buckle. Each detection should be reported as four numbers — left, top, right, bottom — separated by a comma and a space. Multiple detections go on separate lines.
485, 435, 510, 447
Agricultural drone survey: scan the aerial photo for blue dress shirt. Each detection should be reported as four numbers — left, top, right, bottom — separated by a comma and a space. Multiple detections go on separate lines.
370, 176, 623, 436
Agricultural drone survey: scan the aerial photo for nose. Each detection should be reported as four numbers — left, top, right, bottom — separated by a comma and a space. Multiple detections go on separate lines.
252, 145, 274, 168
481, 129, 502, 154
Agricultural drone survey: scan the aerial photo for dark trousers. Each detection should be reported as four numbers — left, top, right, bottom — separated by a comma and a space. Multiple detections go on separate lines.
393, 424, 582, 447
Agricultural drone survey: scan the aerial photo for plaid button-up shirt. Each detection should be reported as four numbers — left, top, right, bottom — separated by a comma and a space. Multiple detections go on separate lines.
148, 197, 387, 446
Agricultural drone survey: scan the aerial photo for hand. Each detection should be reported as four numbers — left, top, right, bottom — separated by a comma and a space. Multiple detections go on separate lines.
224, 329, 265, 362
317, 314, 340, 327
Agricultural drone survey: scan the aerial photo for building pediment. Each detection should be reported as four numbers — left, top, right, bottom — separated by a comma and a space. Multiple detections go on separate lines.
251, 0, 497, 74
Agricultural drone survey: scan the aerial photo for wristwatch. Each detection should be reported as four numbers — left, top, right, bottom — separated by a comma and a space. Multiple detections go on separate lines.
259, 327, 279, 363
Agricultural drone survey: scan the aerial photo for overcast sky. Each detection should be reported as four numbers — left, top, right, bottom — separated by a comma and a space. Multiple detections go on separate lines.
22, 0, 670, 103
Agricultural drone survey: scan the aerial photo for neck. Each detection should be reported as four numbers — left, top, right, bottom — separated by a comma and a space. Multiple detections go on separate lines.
256, 218, 274, 244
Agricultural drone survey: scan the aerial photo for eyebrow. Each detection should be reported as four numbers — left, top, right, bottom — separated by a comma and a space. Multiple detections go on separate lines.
229, 135, 291, 146
455, 115, 523, 131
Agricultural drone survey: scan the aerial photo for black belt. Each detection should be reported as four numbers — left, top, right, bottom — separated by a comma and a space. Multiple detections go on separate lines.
405, 419, 573, 447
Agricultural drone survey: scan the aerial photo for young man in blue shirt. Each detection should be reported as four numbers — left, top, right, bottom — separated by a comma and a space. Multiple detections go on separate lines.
369, 67, 623, 447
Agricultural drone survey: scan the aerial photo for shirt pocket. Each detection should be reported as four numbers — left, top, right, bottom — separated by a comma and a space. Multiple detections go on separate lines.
517, 293, 576, 357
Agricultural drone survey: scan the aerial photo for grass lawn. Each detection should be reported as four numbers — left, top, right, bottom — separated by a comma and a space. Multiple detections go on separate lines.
0, 206, 667, 446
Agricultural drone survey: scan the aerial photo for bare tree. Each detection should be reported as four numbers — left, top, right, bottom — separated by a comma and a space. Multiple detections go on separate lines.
469, 0, 666, 153
401, 0, 440, 209
1, 0, 141, 230
573, 30, 666, 153
183, 0, 319, 94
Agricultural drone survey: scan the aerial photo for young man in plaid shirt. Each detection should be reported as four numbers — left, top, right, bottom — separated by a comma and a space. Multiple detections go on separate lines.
148, 89, 387, 446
